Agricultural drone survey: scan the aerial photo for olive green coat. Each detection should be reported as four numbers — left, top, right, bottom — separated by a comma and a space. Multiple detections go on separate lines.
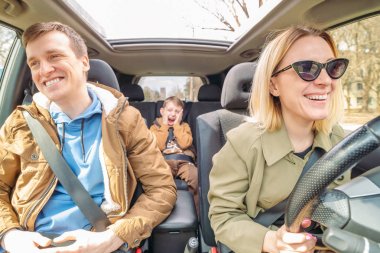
208, 121, 350, 253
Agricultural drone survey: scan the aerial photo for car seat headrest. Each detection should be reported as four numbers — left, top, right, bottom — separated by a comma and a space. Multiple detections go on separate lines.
221, 62, 257, 109
88, 59, 120, 91
197, 85, 222, 101
122, 84, 144, 102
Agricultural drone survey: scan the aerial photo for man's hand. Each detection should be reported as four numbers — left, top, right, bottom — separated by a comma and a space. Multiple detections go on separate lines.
1, 229, 52, 253
39, 229, 124, 253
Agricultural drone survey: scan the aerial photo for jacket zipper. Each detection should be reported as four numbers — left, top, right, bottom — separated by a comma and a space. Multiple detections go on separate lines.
108, 134, 128, 219
22, 177, 56, 230
108, 99, 128, 219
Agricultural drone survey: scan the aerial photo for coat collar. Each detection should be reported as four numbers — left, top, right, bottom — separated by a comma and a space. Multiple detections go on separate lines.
261, 123, 293, 166
32, 82, 121, 116
262, 123, 333, 166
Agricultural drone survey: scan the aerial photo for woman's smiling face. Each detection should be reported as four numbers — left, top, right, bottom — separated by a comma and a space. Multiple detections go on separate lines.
270, 35, 337, 126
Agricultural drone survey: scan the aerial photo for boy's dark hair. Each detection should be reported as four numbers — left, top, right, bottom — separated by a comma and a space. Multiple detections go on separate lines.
163, 96, 184, 109
22, 21, 87, 57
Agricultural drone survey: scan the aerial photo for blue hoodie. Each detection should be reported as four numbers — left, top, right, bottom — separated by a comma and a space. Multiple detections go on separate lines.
35, 87, 105, 234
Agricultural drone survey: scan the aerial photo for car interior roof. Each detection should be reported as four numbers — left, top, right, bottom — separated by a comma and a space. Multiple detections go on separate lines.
0, 0, 379, 78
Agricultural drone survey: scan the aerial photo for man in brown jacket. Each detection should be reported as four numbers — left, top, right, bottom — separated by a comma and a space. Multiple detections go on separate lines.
0, 22, 176, 253
150, 96, 199, 214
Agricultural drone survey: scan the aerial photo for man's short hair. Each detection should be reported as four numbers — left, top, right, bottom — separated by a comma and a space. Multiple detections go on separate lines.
163, 96, 184, 109
22, 21, 87, 57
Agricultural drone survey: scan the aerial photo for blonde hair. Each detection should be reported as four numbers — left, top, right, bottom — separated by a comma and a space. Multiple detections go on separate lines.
249, 25, 344, 134
163, 96, 184, 109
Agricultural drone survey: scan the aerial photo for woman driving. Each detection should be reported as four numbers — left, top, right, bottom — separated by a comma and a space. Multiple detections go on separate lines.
208, 25, 351, 253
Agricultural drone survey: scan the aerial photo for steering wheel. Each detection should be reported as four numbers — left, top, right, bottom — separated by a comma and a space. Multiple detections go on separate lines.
285, 116, 380, 252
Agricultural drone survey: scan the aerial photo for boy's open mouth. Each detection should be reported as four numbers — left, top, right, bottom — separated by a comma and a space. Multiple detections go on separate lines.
168, 118, 175, 125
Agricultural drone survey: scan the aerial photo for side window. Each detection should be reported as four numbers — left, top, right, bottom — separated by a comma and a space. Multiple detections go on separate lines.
330, 15, 380, 131
138, 76, 204, 101
0, 24, 17, 80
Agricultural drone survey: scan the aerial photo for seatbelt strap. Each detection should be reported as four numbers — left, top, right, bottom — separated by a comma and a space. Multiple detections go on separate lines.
22, 110, 110, 231
253, 147, 325, 227
164, 153, 194, 163
22, 89, 33, 105
166, 127, 175, 146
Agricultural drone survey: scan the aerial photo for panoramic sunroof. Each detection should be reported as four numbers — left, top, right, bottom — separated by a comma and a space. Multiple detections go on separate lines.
63, 0, 280, 43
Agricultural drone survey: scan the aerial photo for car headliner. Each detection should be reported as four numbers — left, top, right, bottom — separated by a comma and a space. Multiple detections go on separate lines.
0, 0, 379, 77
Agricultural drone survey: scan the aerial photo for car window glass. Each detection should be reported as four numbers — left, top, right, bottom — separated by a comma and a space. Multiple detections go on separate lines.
0, 24, 17, 81
330, 15, 380, 131
138, 76, 203, 101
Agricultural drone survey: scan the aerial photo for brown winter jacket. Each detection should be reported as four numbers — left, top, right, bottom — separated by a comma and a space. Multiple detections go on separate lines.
149, 117, 193, 155
0, 83, 176, 249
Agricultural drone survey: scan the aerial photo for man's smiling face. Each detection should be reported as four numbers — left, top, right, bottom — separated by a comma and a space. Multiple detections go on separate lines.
26, 31, 89, 105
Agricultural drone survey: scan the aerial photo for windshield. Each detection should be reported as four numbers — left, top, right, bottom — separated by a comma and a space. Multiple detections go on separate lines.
63, 0, 281, 43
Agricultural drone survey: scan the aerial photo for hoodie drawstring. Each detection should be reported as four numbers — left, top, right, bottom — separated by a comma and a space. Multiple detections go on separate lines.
81, 119, 86, 162
59, 119, 86, 163
60, 123, 66, 153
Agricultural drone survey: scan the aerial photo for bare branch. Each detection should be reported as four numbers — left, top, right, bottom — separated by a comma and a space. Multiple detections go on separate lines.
229, 0, 241, 27
220, 0, 241, 27
236, 0, 249, 18
194, 0, 235, 31
201, 27, 234, 31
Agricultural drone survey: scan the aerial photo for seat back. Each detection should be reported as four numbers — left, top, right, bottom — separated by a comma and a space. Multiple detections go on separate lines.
188, 84, 222, 149
122, 83, 144, 102
196, 62, 256, 247
88, 59, 120, 91
123, 84, 156, 127
220, 62, 255, 115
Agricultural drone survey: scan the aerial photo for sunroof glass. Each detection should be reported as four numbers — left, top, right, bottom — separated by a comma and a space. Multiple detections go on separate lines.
63, 0, 283, 42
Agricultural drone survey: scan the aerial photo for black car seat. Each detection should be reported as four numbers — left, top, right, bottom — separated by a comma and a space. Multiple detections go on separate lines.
196, 62, 257, 251
188, 84, 222, 150
88, 59, 120, 91
123, 84, 157, 127
88, 59, 197, 253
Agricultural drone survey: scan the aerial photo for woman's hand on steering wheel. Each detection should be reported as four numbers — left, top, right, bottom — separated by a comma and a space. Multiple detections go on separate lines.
262, 218, 317, 253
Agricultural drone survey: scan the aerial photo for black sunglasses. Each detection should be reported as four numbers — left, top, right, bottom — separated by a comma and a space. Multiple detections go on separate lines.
271, 58, 349, 81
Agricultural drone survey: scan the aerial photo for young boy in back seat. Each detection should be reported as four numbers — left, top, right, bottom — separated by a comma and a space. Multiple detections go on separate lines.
150, 96, 199, 214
